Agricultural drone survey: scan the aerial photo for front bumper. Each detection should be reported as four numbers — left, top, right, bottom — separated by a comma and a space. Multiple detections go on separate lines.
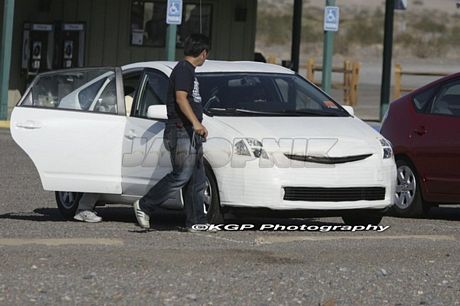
214, 155, 396, 210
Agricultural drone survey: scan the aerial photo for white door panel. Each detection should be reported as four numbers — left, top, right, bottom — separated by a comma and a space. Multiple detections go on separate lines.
121, 117, 172, 196
120, 68, 179, 207
11, 107, 126, 193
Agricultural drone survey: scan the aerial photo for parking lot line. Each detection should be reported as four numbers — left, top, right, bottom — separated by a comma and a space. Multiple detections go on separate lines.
194, 233, 255, 244
0, 121, 10, 129
254, 235, 456, 245
0, 238, 124, 246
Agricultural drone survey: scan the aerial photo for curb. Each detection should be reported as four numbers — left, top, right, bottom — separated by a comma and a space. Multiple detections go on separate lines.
0, 121, 10, 129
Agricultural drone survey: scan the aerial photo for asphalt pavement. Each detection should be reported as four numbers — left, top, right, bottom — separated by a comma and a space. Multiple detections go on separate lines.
0, 128, 459, 305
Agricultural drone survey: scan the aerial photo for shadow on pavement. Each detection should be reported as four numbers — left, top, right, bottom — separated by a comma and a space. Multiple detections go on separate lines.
387, 206, 460, 221
0, 208, 65, 222
423, 206, 460, 221
0, 206, 457, 230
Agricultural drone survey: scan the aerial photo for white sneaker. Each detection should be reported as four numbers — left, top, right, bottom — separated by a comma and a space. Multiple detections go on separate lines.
133, 200, 150, 229
74, 210, 102, 223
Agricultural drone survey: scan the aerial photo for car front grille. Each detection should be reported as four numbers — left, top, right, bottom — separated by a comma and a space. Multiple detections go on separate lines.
284, 154, 372, 164
283, 187, 386, 202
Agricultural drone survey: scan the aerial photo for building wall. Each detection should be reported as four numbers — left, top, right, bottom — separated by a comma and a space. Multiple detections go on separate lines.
2, 0, 257, 116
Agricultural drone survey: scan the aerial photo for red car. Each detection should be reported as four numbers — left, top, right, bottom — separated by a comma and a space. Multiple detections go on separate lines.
381, 73, 460, 217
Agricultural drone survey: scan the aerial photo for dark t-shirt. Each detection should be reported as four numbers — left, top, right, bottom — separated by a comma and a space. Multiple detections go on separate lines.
167, 60, 203, 126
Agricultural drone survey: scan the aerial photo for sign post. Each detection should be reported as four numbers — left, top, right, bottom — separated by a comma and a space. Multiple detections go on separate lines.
165, 0, 182, 61
380, 0, 396, 120
0, 0, 15, 120
322, 0, 339, 94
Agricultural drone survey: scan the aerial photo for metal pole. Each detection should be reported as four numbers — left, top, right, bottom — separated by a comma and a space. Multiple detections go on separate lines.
291, 0, 303, 72
0, 0, 15, 120
322, 0, 335, 93
380, 0, 395, 120
165, 24, 177, 61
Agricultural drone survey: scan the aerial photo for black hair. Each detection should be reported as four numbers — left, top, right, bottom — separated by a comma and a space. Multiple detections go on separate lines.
183, 34, 210, 57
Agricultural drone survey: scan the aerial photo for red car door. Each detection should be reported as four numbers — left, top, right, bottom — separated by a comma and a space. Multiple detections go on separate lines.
410, 79, 460, 201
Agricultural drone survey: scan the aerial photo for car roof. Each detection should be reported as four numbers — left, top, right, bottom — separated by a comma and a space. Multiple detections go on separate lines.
121, 60, 295, 76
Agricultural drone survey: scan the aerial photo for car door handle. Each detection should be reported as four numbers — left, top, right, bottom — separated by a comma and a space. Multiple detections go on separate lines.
15, 121, 42, 130
125, 130, 137, 140
413, 126, 427, 136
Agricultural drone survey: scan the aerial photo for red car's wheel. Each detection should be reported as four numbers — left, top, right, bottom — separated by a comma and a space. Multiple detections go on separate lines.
392, 159, 429, 217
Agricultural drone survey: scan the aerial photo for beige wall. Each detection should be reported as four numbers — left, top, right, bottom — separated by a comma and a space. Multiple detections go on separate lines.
2, 0, 257, 116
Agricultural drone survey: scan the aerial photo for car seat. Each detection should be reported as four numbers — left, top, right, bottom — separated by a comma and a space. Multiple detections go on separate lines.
432, 94, 457, 115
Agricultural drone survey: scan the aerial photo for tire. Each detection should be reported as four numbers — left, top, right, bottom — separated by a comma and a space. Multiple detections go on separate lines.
342, 212, 383, 226
392, 159, 429, 218
204, 165, 225, 224
55, 191, 83, 220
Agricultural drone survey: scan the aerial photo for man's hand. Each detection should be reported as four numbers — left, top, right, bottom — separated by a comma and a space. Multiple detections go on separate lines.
176, 91, 208, 138
193, 122, 208, 138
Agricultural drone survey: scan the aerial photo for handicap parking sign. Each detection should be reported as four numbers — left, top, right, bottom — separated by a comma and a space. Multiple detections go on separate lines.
166, 0, 183, 25
324, 6, 339, 32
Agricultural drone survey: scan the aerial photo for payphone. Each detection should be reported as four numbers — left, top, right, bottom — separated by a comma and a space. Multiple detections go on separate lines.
55, 23, 86, 69
22, 23, 54, 80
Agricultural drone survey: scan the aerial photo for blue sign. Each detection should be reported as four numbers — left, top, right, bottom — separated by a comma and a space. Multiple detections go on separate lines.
166, 0, 183, 25
324, 6, 340, 32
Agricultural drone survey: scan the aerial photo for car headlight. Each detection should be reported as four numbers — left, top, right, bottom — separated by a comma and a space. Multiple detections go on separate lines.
233, 138, 269, 159
379, 138, 393, 159
234, 139, 251, 156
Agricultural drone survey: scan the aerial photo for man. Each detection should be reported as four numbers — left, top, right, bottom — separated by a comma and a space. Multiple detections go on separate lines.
133, 34, 210, 231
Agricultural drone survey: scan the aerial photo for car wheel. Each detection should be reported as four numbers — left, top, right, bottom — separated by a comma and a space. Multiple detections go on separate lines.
55, 191, 83, 220
342, 212, 383, 225
392, 159, 428, 218
204, 165, 224, 224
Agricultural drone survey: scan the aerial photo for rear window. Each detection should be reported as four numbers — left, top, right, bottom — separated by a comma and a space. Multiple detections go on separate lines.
20, 68, 118, 114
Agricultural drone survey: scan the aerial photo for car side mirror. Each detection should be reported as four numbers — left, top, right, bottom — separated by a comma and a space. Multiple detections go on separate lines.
147, 105, 167, 120
342, 105, 354, 116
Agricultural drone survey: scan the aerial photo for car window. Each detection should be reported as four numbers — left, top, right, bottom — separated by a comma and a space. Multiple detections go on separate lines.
22, 68, 118, 114
91, 79, 118, 114
122, 71, 143, 117
413, 86, 437, 113
132, 69, 169, 118
78, 79, 106, 110
198, 73, 348, 117
274, 78, 289, 102
430, 80, 460, 117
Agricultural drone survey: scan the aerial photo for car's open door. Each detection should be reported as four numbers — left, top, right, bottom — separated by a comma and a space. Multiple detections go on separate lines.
10, 67, 127, 194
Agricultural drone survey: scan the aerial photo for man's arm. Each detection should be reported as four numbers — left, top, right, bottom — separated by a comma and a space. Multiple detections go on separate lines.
176, 91, 208, 138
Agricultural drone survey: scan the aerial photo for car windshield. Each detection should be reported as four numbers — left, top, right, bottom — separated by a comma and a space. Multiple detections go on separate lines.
197, 73, 349, 117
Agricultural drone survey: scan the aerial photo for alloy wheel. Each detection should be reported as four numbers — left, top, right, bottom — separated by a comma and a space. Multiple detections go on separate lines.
203, 177, 212, 214
395, 165, 417, 209
58, 192, 78, 210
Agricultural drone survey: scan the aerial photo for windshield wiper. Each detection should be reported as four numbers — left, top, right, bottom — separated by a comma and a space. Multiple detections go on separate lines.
206, 108, 341, 117
293, 110, 342, 117
206, 108, 304, 116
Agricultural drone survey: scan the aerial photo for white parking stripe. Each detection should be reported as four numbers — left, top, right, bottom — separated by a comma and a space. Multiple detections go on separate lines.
0, 238, 124, 246
255, 235, 456, 245
187, 232, 253, 244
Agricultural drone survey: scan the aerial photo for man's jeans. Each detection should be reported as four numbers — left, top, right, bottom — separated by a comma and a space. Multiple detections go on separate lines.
139, 124, 208, 227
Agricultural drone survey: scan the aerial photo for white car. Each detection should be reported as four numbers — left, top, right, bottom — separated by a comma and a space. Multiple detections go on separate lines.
10, 61, 396, 225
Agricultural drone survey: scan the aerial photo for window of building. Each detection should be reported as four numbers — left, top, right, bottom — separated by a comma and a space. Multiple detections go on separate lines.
130, 1, 212, 48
